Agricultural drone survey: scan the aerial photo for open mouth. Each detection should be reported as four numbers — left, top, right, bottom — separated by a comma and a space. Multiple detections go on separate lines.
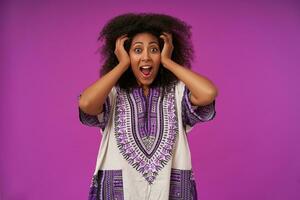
139, 65, 153, 77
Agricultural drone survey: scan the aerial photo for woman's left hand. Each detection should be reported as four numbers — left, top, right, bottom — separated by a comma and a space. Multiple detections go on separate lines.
160, 32, 174, 66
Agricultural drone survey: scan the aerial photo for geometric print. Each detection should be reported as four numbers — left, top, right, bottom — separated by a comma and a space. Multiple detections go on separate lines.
169, 168, 198, 200
88, 168, 197, 200
182, 86, 216, 127
78, 94, 110, 131
78, 81, 217, 199
114, 84, 178, 185
88, 169, 124, 200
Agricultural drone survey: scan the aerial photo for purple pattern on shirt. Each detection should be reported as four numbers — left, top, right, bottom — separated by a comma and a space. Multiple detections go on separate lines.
88, 170, 124, 200
115, 84, 178, 185
78, 95, 111, 131
182, 86, 216, 127
131, 87, 162, 156
169, 168, 198, 200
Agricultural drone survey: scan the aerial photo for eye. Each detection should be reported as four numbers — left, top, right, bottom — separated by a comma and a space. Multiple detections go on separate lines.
134, 48, 142, 53
151, 47, 159, 53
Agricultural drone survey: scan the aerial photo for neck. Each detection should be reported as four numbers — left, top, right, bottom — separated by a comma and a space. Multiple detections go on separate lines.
136, 80, 150, 96
142, 86, 149, 97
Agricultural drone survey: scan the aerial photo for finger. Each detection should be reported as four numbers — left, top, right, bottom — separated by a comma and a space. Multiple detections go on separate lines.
116, 37, 120, 49
162, 32, 171, 36
119, 34, 128, 40
116, 34, 127, 46
120, 37, 129, 47
161, 32, 168, 37
120, 35, 129, 44
164, 32, 172, 43
120, 36, 128, 42
168, 33, 173, 43
160, 34, 170, 44
160, 34, 167, 40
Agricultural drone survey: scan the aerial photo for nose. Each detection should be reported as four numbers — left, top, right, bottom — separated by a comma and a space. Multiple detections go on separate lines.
141, 50, 151, 61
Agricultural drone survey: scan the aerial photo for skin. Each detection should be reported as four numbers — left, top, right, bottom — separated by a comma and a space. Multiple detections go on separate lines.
79, 32, 218, 115
159, 32, 218, 106
129, 32, 161, 96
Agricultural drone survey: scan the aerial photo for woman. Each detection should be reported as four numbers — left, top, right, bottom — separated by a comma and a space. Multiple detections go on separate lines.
78, 12, 218, 200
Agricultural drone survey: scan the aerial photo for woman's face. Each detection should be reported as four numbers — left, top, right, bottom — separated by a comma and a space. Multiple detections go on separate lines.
129, 32, 161, 87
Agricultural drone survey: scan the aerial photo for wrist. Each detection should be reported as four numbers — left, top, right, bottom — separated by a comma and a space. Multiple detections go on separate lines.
118, 62, 130, 69
161, 58, 171, 67
161, 58, 174, 69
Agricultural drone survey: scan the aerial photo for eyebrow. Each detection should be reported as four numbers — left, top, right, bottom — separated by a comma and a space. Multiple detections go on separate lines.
133, 41, 159, 45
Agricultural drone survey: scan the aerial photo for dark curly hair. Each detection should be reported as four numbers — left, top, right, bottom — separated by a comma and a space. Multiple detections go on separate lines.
97, 12, 194, 89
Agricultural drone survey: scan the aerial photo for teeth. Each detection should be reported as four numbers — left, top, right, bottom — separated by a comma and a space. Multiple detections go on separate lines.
140, 65, 151, 69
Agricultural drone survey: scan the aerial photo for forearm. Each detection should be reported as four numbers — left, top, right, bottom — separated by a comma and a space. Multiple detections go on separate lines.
162, 59, 218, 106
79, 63, 129, 115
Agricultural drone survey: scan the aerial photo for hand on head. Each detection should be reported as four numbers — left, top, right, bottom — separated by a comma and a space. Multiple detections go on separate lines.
159, 32, 174, 65
114, 34, 131, 68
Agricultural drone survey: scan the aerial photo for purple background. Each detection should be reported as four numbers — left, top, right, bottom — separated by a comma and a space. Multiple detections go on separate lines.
1, 0, 300, 199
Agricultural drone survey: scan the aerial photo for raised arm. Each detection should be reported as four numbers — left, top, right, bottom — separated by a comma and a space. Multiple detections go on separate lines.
78, 34, 130, 115
160, 32, 218, 106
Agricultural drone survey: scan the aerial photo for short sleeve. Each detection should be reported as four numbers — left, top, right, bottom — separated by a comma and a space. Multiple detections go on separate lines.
182, 86, 216, 128
78, 93, 111, 131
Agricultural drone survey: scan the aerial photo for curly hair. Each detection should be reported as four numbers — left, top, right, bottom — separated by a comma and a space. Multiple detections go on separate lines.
97, 12, 194, 89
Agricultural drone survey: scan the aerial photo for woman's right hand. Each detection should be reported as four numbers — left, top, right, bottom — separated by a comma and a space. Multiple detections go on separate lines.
114, 34, 130, 68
